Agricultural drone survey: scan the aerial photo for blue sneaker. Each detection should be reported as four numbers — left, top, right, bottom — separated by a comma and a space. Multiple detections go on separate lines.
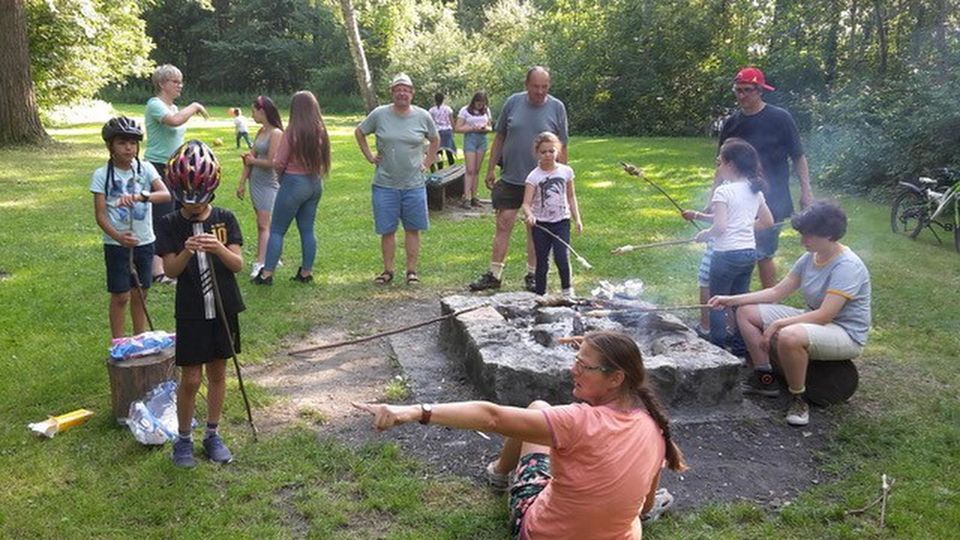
172, 438, 195, 468
203, 434, 233, 464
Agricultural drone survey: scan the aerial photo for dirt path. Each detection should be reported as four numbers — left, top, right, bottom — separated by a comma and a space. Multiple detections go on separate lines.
247, 296, 838, 511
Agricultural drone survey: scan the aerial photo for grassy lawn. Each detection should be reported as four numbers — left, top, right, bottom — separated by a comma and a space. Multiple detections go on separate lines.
1, 105, 957, 538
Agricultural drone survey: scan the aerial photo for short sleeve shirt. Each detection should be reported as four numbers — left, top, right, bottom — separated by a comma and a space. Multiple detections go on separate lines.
457, 106, 491, 131
144, 97, 186, 163
155, 207, 246, 320
790, 247, 871, 345
521, 404, 665, 540
428, 105, 454, 130
525, 164, 574, 223
496, 93, 569, 185
710, 180, 765, 251
359, 105, 439, 189
89, 161, 161, 246
719, 104, 803, 220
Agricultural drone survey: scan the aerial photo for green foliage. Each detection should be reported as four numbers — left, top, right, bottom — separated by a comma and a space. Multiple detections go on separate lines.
25, 0, 154, 112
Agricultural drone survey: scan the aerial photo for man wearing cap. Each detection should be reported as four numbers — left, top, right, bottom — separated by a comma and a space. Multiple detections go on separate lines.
718, 67, 813, 287
468, 66, 569, 292
355, 73, 440, 285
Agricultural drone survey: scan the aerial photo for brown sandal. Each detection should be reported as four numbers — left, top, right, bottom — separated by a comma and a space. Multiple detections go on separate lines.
405, 271, 420, 285
374, 270, 394, 285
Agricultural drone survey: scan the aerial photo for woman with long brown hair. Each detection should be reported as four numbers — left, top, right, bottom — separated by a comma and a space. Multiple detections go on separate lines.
354, 331, 685, 538
252, 91, 330, 285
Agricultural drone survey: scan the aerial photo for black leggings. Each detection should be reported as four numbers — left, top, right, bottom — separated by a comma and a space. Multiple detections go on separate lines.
532, 219, 571, 294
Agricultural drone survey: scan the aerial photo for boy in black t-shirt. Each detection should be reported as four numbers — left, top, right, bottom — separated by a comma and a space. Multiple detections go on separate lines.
155, 141, 245, 468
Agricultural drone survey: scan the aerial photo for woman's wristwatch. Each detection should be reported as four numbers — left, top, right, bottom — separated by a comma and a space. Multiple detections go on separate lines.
418, 403, 433, 425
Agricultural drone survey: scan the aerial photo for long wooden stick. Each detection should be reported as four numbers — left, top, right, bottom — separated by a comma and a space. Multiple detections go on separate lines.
288, 304, 490, 357
531, 223, 593, 269
621, 161, 703, 231
612, 237, 697, 254
583, 305, 709, 317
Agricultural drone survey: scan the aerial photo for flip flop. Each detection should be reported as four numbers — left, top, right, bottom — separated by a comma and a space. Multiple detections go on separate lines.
405, 271, 420, 285
374, 270, 394, 285
640, 488, 675, 523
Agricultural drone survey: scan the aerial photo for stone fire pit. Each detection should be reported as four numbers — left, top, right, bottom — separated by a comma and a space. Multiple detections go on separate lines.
440, 292, 743, 409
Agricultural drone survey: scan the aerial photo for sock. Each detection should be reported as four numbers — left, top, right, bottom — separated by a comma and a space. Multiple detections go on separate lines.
489, 262, 505, 280
205, 422, 219, 439
526, 264, 536, 275
788, 386, 806, 396
755, 365, 773, 373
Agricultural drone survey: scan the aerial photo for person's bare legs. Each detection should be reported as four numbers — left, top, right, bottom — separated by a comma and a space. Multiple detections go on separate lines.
109, 292, 131, 339
492, 208, 519, 263
463, 152, 479, 202
404, 230, 420, 274
492, 400, 551, 475
775, 325, 811, 393
736, 304, 769, 368
204, 359, 227, 425
255, 209, 271, 265
381, 232, 396, 273
130, 288, 148, 335
757, 257, 777, 289
177, 365, 203, 435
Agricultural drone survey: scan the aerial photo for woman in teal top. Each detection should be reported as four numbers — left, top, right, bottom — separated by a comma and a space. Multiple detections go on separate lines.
144, 64, 208, 282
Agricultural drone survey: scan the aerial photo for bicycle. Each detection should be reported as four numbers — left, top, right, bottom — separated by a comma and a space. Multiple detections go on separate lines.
890, 168, 960, 253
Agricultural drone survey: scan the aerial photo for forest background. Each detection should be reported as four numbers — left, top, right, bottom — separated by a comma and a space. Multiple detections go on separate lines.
22, 0, 960, 195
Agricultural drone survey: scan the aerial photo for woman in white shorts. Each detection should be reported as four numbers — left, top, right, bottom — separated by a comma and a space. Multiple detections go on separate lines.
708, 201, 871, 427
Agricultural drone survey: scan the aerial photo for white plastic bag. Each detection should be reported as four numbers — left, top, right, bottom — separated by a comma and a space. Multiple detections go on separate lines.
126, 380, 180, 445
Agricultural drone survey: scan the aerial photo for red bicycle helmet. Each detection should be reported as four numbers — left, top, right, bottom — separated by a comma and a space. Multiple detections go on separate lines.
166, 140, 221, 205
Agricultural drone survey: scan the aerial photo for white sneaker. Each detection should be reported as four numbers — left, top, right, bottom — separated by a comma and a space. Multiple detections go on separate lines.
562, 288, 575, 298
785, 396, 810, 426
250, 262, 264, 278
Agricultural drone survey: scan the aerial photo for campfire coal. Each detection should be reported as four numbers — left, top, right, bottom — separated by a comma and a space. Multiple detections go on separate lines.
440, 291, 744, 409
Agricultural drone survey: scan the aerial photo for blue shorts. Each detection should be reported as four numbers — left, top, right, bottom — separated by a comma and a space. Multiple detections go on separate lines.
438, 129, 456, 152
755, 224, 783, 260
372, 184, 429, 235
698, 242, 714, 287
463, 132, 488, 153
104, 243, 154, 293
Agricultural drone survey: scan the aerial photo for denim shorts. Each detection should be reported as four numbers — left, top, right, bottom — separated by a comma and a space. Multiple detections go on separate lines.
463, 132, 488, 153
755, 223, 783, 260
372, 184, 429, 235
104, 243, 154, 293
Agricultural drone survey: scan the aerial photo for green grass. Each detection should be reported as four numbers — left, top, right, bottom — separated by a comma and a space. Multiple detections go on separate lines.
1, 105, 958, 537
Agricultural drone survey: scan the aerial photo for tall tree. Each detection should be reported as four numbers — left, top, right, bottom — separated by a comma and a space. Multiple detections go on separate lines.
339, 0, 377, 112
0, 0, 49, 146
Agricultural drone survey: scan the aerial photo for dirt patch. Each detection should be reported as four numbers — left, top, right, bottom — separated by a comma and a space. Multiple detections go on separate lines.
248, 297, 838, 512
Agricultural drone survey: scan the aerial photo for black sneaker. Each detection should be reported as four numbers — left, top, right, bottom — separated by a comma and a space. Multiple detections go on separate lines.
524, 272, 536, 292
290, 267, 313, 283
469, 272, 501, 291
742, 369, 780, 397
251, 269, 273, 285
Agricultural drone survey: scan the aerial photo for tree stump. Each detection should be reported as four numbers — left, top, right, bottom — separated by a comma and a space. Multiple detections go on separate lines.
106, 348, 178, 425
771, 356, 859, 406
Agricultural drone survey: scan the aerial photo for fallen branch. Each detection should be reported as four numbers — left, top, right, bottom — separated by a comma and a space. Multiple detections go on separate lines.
288, 304, 490, 357
846, 474, 895, 524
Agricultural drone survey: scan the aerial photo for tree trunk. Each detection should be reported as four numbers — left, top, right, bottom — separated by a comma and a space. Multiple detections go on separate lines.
338, 0, 378, 113
873, 0, 887, 76
0, 0, 49, 146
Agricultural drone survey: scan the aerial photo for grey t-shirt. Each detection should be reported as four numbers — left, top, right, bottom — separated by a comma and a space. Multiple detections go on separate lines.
359, 105, 438, 189
496, 92, 569, 185
790, 247, 871, 345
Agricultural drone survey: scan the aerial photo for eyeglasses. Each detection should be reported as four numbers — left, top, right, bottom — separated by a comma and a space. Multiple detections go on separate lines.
732, 86, 759, 95
573, 356, 611, 373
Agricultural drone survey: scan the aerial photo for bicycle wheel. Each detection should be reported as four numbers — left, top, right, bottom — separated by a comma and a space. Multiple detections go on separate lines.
954, 224, 960, 253
890, 189, 928, 238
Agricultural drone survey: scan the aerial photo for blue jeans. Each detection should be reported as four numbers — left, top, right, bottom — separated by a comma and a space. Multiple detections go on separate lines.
264, 173, 322, 272
708, 248, 757, 347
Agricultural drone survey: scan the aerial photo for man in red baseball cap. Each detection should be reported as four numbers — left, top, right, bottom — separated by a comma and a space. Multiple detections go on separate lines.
718, 66, 813, 287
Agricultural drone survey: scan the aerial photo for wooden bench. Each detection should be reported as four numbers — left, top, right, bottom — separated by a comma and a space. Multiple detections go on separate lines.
425, 164, 465, 211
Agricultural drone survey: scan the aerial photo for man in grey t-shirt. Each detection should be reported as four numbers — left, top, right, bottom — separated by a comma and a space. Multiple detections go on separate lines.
469, 66, 569, 291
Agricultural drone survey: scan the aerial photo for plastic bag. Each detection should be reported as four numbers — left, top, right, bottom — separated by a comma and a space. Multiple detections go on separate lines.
590, 279, 645, 302
110, 331, 176, 361
126, 380, 181, 445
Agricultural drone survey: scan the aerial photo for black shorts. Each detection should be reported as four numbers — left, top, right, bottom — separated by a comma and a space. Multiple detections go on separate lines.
175, 314, 241, 366
491, 181, 526, 210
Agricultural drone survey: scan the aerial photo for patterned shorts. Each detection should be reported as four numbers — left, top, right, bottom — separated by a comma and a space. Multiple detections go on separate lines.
508, 452, 552, 539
